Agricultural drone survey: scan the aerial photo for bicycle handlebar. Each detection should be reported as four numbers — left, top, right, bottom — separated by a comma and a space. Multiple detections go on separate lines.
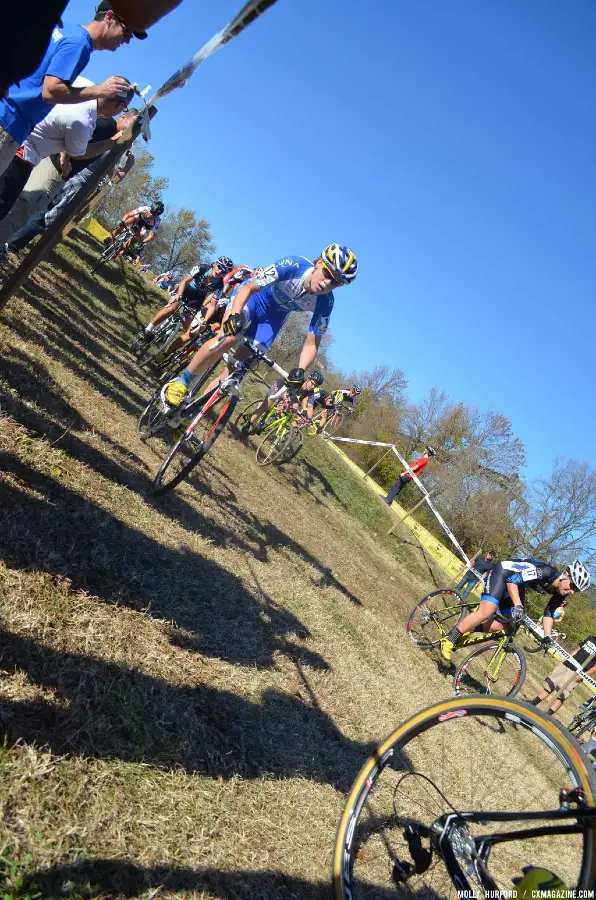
206, 332, 288, 380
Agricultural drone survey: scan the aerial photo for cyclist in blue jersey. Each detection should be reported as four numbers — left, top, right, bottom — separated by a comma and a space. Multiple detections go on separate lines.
160, 244, 358, 408
440, 558, 591, 662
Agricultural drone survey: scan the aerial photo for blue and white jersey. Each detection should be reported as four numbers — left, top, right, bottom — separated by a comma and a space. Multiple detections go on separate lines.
252, 256, 334, 337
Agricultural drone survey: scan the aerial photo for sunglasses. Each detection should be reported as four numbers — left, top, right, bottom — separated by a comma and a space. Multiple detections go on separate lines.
113, 12, 133, 34
321, 262, 343, 286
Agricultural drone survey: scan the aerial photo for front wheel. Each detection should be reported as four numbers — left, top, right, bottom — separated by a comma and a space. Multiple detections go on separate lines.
324, 410, 343, 436
453, 641, 526, 697
255, 422, 293, 466
332, 696, 596, 899
405, 588, 470, 649
152, 389, 237, 495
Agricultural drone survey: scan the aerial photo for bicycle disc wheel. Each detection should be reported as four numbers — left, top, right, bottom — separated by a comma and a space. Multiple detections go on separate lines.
454, 641, 527, 697
152, 389, 238, 495
405, 589, 470, 649
255, 424, 293, 466
332, 696, 596, 900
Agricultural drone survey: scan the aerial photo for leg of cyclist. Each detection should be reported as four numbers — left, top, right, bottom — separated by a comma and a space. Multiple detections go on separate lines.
440, 598, 503, 662
162, 295, 288, 408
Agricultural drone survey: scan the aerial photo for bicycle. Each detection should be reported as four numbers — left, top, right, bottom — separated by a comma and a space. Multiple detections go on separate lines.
139, 334, 287, 495
131, 301, 197, 367
569, 697, 596, 741
253, 395, 314, 466
91, 227, 135, 274
332, 695, 596, 898
406, 588, 543, 697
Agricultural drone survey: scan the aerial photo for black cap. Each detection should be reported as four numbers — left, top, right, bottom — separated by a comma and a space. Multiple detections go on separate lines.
95, 2, 148, 39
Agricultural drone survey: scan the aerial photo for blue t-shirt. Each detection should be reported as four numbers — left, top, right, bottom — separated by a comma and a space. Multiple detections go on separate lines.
0, 24, 93, 144
251, 256, 334, 337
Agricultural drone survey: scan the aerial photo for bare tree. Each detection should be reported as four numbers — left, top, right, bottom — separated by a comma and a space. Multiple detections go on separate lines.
146, 207, 214, 277
513, 458, 596, 566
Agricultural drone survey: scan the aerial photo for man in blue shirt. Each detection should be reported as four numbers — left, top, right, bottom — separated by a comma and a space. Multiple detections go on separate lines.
0, 2, 145, 179
159, 244, 358, 408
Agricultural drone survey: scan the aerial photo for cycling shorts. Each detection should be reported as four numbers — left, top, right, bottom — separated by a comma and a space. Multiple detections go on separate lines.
227, 293, 289, 350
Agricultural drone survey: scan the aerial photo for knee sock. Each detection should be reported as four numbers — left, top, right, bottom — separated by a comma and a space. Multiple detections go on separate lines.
530, 696, 542, 706
446, 626, 463, 644
179, 367, 195, 387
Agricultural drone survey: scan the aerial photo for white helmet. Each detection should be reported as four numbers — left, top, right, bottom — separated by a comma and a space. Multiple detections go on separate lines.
568, 559, 591, 592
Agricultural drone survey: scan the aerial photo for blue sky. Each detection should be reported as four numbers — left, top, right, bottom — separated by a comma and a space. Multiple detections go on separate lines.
66, 0, 595, 481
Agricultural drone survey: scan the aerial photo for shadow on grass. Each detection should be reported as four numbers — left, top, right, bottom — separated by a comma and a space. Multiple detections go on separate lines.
0, 626, 374, 789
18, 860, 330, 899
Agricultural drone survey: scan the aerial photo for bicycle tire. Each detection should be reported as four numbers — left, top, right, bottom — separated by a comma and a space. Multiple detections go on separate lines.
332, 696, 596, 900
279, 424, 304, 463
454, 640, 527, 698
405, 588, 471, 649
569, 709, 596, 740
255, 423, 293, 466
152, 389, 238, 495
138, 393, 170, 441
324, 411, 344, 436
232, 399, 266, 438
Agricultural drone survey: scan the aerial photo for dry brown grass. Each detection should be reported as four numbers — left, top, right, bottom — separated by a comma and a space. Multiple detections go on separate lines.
0, 233, 584, 898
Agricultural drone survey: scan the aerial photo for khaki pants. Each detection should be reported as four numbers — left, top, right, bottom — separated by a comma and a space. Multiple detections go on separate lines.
0, 156, 64, 243
0, 125, 19, 179
544, 662, 580, 700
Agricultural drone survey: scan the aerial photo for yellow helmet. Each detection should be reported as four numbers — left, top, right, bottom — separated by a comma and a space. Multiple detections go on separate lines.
321, 244, 358, 284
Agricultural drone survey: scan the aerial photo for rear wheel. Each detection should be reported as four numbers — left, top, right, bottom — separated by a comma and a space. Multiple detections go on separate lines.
454, 641, 527, 697
255, 423, 293, 466
405, 589, 470, 649
279, 425, 304, 463
152, 389, 237, 495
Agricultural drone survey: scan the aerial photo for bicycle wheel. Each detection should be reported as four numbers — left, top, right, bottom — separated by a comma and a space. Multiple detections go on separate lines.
255, 423, 293, 466
332, 696, 596, 900
454, 640, 527, 697
279, 425, 304, 462
405, 589, 471, 649
152, 389, 238, 495
138, 393, 171, 441
324, 411, 344, 435
233, 399, 266, 438
569, 709, 596, 740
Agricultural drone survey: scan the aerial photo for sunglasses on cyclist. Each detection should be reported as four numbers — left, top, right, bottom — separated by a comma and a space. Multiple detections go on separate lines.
321, 263, 343, 286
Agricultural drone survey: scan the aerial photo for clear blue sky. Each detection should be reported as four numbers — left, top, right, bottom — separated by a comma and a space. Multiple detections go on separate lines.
66, 0, 595, 480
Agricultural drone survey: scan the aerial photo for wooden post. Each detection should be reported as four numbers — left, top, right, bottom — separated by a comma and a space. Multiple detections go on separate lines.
363, 447, 393, 480
388, 489, 435, 535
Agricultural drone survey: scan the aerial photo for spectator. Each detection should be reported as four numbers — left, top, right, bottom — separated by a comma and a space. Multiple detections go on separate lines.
531, 633, 596, 715
1, 110, 136, 256
1, 3, 69, 97
0, 2, 145, 180
455, 551, 496, 600
383, 446, 436, 505
0, 77, 130, 226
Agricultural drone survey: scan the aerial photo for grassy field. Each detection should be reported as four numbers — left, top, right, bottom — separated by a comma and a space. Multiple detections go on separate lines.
0, 232, 592, 898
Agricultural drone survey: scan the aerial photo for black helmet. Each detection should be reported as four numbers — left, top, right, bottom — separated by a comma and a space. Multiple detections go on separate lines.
285, 367, 305, 387
215, 255, 234, 274
150, 201, 164, 216
425, 445, 437, 457
309, 370, 324, 386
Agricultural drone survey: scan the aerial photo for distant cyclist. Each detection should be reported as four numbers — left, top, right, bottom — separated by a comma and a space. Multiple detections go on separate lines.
109, 199, 164, 259
160, 244, 358, 409
134, 255, 234, 347
241, 368, 324, 436
153, 270, 174, 290
440, 558, 591, 662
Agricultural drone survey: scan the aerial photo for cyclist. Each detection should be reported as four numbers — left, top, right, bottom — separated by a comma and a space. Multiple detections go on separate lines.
109, 199, 164, 259
159, 244, 358, 408
153, 271, 174, 290
306, 386, 347, 432
134, 255, 234, 347
440, 558, 591, 662
241, 368, 324, 436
